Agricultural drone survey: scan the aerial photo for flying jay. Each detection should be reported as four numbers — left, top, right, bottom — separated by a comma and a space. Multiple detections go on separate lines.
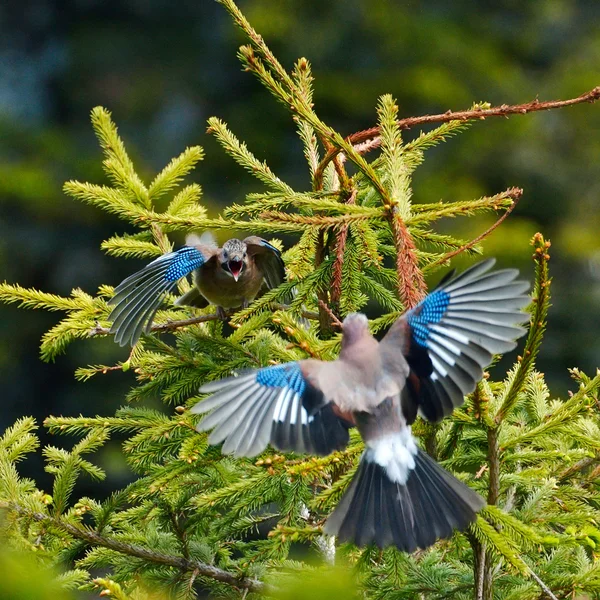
108, 233, 285, 346
191, 259, 530, 551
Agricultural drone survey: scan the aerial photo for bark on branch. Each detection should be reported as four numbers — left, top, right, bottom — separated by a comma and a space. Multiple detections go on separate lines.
88, 304, 320, 338
1, 501, 266, 594
314, 86, 600, 189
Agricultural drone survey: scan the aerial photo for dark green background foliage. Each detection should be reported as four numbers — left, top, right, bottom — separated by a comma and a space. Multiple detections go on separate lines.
1, 1, 600, 599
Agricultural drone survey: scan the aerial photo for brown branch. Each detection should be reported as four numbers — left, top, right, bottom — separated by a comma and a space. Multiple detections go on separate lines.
558, 452, 600, 482
353, 86, 600, 144
330, 189, 358, 307
89, 305, 320, 340
428, 187, 523, 269
330, 224, 348, 306
389, 206, 426, 308
317, 299, 343, 329
1, 501, 266, 594
314, 86, 600, 188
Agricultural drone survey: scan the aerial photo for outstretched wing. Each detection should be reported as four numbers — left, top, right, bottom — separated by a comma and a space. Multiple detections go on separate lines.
382, 259, 530, 422
191, 361, 352, 457
108, 244, 215, 347
243, 236, 286, 290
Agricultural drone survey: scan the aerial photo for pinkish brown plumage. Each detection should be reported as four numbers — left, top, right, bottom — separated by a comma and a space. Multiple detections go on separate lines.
192, 260, 530, 551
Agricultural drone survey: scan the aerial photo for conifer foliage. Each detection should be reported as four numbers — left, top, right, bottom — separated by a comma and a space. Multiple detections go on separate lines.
1, 1, 600, 598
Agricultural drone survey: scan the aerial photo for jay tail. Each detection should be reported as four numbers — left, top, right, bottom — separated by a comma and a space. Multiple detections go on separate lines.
108, 233, 285, 346
192, 259, 530, 551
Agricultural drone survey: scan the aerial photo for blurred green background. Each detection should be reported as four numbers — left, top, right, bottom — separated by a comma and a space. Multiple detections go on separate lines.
1, 0, 599, 497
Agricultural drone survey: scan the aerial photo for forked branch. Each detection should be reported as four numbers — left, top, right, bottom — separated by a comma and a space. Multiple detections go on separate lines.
314, 86, 600, 188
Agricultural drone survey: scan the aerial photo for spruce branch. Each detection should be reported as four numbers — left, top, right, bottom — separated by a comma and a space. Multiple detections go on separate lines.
88, 304, 321, 341
330, 189, 357, 308
220, 0, 392, 204
494, 233, 551, 424
90, 107, 149, 208
148, 146, 204, 200
314, 86, 600, 180
259, 211, 375, 227
206, 117, 294, 195
408, 189, 516, 225
0, 501, 267, 594
293, 58, 320, 180
389, 207, 426, 308
428, 188, 523, 269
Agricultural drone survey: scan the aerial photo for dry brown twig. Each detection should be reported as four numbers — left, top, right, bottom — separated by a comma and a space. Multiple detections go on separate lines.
317, 299, 343, 329
428, 187, 523, 269
315, 86, 600, 182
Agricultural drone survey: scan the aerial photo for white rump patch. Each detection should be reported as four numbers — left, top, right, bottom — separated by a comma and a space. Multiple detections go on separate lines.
365, 429, 418, 484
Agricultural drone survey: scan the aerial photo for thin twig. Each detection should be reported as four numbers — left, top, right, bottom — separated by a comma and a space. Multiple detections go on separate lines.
89, 304, 320, 338
526, 565, 559, 600
353, 86, 600, 144
314, 86, 600, 188
318, 300, 343, 329
558, 453, 600, 482
428, 187, 523, 268
1, 501, 266, 594
331, 189, 358, 307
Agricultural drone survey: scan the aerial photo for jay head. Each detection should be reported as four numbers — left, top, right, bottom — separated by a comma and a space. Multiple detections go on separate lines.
218, 238, 248, 282
192, 259, 530, 552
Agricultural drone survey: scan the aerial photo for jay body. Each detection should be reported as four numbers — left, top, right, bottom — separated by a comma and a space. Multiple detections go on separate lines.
192, 260, 530, 551
108, 234, 285, 346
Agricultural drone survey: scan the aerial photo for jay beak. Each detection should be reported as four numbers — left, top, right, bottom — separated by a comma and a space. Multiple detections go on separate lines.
191, 259, 530, 552
107, 233, 285, 346
227, 259, 243, 282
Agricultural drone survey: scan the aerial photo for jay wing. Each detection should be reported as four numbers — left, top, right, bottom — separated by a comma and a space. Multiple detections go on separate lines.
382, 258, 530, 423
108, 245, 213, 347
243, 236, 286, 290
192, 259, 528, 553
192, 361, 352, 458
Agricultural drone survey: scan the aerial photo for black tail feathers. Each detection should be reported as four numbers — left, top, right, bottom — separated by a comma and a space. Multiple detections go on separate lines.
324, 449, 485, 552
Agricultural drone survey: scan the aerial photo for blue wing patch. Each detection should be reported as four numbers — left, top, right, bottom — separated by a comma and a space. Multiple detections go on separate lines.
255, 362, 306, 395
164, 247, 207, 282
193, 360, 350, 457
108, 245, 208, 346
406, 290, 451, 347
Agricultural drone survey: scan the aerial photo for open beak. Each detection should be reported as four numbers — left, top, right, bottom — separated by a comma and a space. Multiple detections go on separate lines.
229, 260, 243, 282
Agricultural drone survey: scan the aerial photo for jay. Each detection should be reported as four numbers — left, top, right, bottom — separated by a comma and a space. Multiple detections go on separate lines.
191, 259, 529, 551
108, 233, 285, 346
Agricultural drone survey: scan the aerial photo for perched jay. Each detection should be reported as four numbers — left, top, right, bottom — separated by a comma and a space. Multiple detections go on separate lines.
191, 259, 529, 551
108, 233, 285, 346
